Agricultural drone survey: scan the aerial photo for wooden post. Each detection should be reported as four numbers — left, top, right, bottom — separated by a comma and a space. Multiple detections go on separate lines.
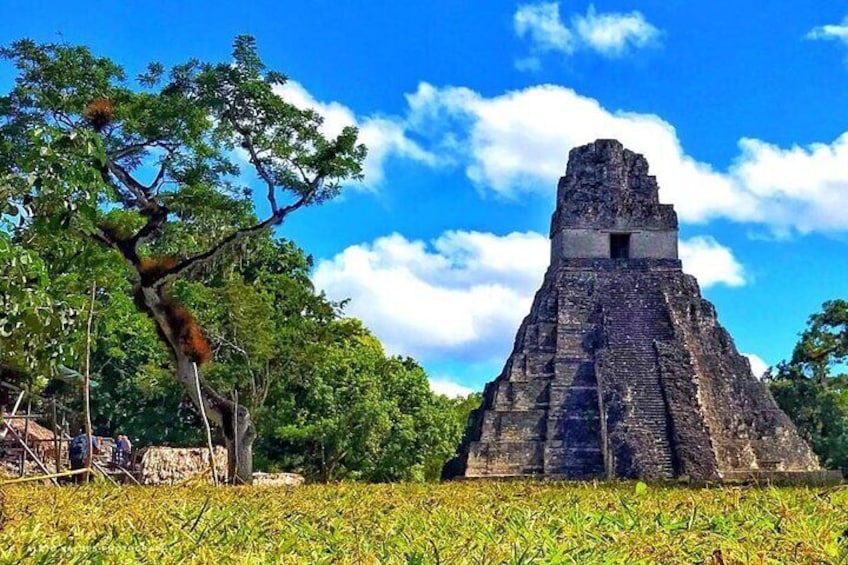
19, 399, 31, 477
52, 399, 61, 474
111, 459, 141, 486
0, 391, 24, 440
193, 362, 218, 486
82, 282, 96, 483
5, 427, 59, 486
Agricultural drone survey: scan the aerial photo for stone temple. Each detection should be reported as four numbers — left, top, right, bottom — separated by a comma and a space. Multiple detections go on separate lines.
444, 139, 825, 482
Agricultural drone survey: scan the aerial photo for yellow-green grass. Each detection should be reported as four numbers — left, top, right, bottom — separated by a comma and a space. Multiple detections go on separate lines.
1, 481, 846, 564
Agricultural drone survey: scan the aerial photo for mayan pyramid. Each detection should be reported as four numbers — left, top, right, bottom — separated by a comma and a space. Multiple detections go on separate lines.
444, 139, 825, 481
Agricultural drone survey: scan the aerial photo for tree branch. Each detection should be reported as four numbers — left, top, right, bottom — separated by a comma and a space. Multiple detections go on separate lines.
147, 160, 169, 193
152, 181, 318, 288
128, 204, 168, 248
107, 138, 166, 162
99, 168, 139, 209
92, 225, 141, 265
105, 160, 154, 209
238, 132, 279, 214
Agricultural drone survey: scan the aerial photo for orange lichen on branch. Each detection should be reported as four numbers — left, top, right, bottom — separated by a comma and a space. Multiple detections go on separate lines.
84, 97, 115, 131
163, 302, 213, 365
133, 270, 213, 366
138, 256, 177, 285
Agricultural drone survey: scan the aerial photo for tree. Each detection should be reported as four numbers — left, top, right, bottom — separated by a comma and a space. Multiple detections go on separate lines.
768, 300, 848, 472
263, 320, 468, 482
0, 36, 365, 482
43, 233, 471, 482
787, 300, 848, 386
176, 236, 340, 455
421, 391, 482, 480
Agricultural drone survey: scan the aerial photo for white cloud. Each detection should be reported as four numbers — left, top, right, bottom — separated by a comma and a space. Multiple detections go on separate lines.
273, 81, 437, 187
743, 353, 770, 380
313, 230, 744, 362
429, 377, 478, 397
807, 16, 848, 44
402, 81, 848, 234
572, 5, 661, 57
514, 2, 575, 54
514, 2, 660, 61
679, 236, 747, 288
731, 135, 848, 232
313, 230, 549, 361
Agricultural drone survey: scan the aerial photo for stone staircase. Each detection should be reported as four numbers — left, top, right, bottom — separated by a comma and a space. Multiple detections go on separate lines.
598, 275, 676, 479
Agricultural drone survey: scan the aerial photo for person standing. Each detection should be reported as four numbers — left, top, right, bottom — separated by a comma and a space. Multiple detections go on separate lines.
69, 429, 99, 482
114, 434, 133, 468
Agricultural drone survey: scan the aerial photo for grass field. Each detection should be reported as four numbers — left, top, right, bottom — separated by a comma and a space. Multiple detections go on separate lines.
1, 481, 847, 564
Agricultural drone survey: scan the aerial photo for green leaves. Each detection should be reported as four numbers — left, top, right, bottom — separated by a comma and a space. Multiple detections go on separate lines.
259, 318, 470, 483
790, 299, 848, 385
1, 36, 365, 273
0, 232, 79, 382
770, 299, 848, 473
0, 35, 365, 474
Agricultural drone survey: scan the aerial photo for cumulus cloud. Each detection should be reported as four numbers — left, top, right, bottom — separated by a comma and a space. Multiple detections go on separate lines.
679, 236, 746, 288
273, 80, 437, 187
572, 5, 661, 57
514, 2, 660, 61
429, 377, 478, 397
402, 81, 848, 234
743, 353, 770, 380
313, 230, 745, 362
731, 136, 848, 232
807, 16, 848, 45
514, 2, 575, 54
312, 230, 549, 362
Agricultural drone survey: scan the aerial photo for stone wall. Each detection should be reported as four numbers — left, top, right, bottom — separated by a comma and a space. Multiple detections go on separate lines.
661, 277, 821, 474
551, 229, 678, 262
629, 231, 678, 260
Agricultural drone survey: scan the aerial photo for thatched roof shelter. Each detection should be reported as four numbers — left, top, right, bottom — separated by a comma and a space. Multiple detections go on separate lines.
1, 414, 60, 460
2, 416, 55, 443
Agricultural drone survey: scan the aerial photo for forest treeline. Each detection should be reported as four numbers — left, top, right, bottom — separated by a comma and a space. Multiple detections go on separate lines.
767, 299, 848, 474
0, 225, 481, 482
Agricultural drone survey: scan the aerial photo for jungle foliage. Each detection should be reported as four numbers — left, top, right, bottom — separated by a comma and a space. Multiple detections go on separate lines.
769, 299, 848, 472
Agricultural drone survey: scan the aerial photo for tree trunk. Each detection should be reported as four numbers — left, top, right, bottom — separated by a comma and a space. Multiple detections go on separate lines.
224, 403, 256, 484
139, 286, 256, 484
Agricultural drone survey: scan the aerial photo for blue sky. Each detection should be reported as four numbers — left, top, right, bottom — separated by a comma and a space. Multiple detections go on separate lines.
2, 1, 848, 395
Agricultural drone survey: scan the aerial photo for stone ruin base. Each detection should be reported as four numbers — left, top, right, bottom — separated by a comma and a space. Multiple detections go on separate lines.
137, 446, 306, 486
450, 470, 842, 486
252, 472, 305, 487
136, 446, 228, 485
715, 470, 842, 486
